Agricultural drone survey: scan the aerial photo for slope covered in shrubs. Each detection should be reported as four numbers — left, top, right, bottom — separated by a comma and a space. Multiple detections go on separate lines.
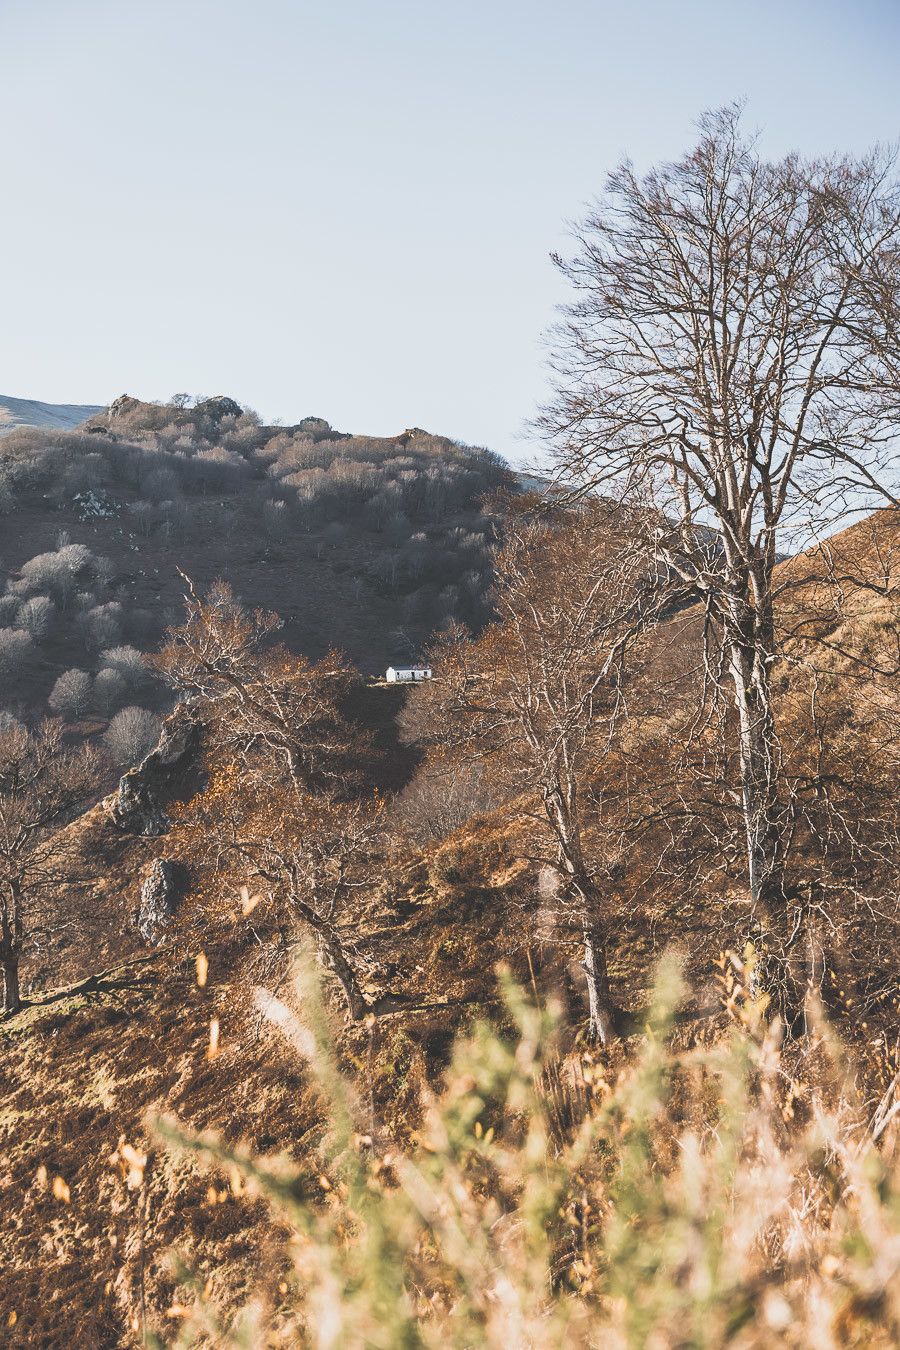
0, 394, 513, 768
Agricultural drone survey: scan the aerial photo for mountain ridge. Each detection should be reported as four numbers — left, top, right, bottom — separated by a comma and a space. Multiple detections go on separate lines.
0, 394, 105, 436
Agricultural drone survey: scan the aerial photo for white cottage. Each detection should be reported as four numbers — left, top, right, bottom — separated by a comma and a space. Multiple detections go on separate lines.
385, 664, 432, 683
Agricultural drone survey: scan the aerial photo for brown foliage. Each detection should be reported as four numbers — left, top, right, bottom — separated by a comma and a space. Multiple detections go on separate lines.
407, 503, 670, 1040
154, 576, 362, 797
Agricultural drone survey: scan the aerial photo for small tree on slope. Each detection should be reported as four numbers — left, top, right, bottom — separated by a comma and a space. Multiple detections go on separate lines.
409, 504, 667, 1042
0, 720, 96, 1013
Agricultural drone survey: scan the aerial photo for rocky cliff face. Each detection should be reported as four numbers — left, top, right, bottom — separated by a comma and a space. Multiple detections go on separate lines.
107, 702, 202, 836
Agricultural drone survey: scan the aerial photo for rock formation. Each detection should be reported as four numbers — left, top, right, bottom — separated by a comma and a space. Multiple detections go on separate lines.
136, 858, 185, 944
107, 702, 201, 836
194, 395, 242, 420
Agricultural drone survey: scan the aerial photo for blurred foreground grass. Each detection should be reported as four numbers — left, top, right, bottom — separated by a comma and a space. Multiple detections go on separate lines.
152, 951, 900, 1349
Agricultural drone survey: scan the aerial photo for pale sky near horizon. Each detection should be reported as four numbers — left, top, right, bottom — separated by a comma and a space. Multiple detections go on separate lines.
1, 1, 899, 465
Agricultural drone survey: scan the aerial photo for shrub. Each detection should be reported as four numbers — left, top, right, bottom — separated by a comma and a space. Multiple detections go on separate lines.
261, 498, 290, 541
48, 669, 93, 720
0, 466, 15, 513
221, 409, 268, 456
103, 706, 161, 764
152, 956, 900, 1349
94, 554, 117, 589
157, 499, 193, 541
128, 501, 155, 537
383, 510, 412, 545
17, 595, 55, 640
283, 466, 332, 506
93, 667, 127, 716
56, 454, 104, 501
15, 544, 95, 605
99, 645, 150, 691
14, 552, 69, 599
364, 489, 402, 532
438, 583, 460, 620
0, 628, 33, 676
187, 446, 249, 494
140, 466, 181, 504
0, 595, 21, 626
53, 543, 95, 573
369, 553, 401, 591
79, 601, 123, 651
0, 429, 61, 497
395, 759, 499, 844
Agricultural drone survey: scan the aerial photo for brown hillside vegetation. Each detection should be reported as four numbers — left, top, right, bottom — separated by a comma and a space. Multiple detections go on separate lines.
0, 507, 897, 1347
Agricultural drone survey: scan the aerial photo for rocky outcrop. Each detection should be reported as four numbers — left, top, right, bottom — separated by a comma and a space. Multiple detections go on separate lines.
136, 858, 186, 944
107, 702, 201, 836
194, 395, 242, 421
107, 393, 142, 422
398, 427, 430, 443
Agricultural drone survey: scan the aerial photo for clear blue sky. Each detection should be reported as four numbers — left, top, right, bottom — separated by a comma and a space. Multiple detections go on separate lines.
1, 0, 898, 463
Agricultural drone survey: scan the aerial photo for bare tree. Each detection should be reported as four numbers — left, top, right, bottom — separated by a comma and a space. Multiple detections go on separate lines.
539, 106, 900, 968
104, 706, 161, 765
394, 758, 498, 845
99, 645, 151, 693
409, 505, 665, 1042
0, 628, 33, 678
93, 667, 128, 716
49, 668, 93, 720
185, 780, 397, 1020
15, 544, 96, 607
154, 577, 360, 797
17, 596, 55, 641
79, 601, 123, 651
0, 720, 97, 1012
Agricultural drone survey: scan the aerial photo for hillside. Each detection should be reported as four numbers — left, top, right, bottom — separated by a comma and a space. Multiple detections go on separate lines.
0, 395, 104, 437
1, 503, 897, 1346
0, 395, 513, 778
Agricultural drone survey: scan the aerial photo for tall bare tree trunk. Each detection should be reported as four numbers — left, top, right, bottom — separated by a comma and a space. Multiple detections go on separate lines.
580, 909, 617, 1045
726, 599, 809, 1028
544, 785, 618, 1044
727, 641, 783, 913
1, 955, 20, 1014
1, 885, 24, 1015
719, 567, 784, 912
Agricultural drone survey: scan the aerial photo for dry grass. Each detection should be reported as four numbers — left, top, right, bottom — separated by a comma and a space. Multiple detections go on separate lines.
146, 951, 900, 1348
2, 877, 897, 1347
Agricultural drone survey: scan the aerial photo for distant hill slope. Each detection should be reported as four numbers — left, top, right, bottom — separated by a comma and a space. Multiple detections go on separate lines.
0, 394, 104, 436
0, 394, 513, 737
